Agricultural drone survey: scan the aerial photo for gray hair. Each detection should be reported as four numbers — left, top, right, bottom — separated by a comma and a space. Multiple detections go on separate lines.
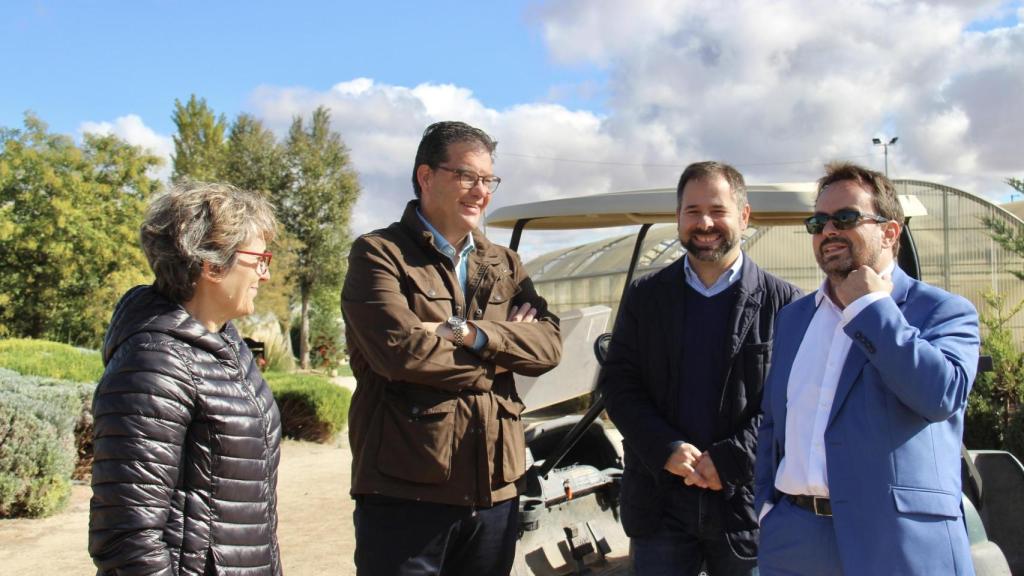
140, 180, 278, 303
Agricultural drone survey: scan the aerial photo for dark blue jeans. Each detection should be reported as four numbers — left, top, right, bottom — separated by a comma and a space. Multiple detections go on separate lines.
353, 494, 519, 576
632, 488, 758, 576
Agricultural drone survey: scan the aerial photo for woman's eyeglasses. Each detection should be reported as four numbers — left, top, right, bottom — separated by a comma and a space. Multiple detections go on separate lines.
236, 250, 273, 275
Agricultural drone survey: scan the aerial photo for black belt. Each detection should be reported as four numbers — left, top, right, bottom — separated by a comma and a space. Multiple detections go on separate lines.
786, 494, 832, 516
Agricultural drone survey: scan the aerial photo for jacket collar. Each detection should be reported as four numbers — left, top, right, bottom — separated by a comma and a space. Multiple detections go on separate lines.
103, 285, 242, 365
659, 251, 764, 298
400, 200, 499, 261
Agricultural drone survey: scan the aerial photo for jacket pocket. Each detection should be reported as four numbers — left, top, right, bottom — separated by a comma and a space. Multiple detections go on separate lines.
376, 387, 458, 484
891, 485, 961, 518
495, 394, 527, 482
487, 276, 521, 305
406, 269, 454, 317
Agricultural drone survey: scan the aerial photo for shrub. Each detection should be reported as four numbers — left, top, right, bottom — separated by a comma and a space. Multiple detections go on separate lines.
0, 338, 103, 382
0, 339, 99, 479
0, 368, 90, 518
265, 372, 351, 443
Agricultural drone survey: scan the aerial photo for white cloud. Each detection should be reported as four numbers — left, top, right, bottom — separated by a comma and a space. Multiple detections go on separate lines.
248, 80, 620, 239
535, 0, 1023, 198
214, 1, 1024, 250
79, 114, 174, 181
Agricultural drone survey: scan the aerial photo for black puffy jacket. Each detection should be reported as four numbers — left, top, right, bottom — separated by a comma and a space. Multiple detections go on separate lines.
89, 286, 283, 576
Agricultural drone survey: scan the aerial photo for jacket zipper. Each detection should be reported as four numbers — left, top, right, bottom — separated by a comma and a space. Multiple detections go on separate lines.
225, 335, 279, 571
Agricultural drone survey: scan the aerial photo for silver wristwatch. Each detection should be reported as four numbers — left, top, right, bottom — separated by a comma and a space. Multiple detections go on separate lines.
446, 316, 467, 347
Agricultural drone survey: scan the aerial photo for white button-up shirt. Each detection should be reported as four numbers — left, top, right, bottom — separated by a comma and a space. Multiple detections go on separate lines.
760, 263, 894, 521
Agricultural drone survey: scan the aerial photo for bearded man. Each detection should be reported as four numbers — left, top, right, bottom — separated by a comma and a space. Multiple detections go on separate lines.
600, 161, 802, 575
754, 162, 980, 575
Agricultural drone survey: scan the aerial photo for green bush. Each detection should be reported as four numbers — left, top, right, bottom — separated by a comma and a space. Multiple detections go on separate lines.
0, 339, 99, 480
0, 338, 103, 382
265, 372, 351, 443
0, 368, 91, 518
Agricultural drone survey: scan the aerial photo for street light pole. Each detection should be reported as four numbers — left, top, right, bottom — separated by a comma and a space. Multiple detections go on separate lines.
872, 136, 898, 178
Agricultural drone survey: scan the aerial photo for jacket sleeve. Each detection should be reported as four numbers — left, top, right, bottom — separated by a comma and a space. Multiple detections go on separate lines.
708, 281, 803, 490
471, 252, 561, 377
88, 341, 195, 576
753, 295, 803, 516
754, 362, 779, 518
844, 292, 979, 422
342, 235, 493, 392
598, 283, 685, 474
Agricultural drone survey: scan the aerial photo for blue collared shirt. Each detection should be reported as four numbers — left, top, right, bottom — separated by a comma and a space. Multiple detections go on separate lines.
683, 251, 745, 297
416, 209, 487, 349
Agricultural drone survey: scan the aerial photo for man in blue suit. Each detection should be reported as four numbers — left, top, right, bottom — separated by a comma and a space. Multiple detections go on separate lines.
754, 162, 980, 575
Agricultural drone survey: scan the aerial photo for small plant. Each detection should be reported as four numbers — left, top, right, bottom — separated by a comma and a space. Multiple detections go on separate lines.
0, 369, 89, 518
0, 338, 103, 382
264, 372, 351, 443
965, 292, 1024, 462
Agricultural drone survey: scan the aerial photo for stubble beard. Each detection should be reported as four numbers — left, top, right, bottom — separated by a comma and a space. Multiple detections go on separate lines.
683, 228, 737, 263
817, 237, 881, 280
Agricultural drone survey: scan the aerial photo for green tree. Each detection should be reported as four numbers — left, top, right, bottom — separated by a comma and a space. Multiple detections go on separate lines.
0, 113, 161, 346
966, 293, 1024, 457
276, 107, 360, 369
171, 95, 227, 182
221, 113, 297, 331
223, 113, 288, 194
983, 177, 1024, 280
967, 177, 1024, 460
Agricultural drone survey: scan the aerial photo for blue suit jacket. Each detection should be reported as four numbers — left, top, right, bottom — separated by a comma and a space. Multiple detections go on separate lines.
754, 268, 980, 575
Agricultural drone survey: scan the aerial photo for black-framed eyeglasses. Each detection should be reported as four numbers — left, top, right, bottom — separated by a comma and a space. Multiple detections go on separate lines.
236, 250, 273, 275
804, 209, 890, 235
436, 165, 501, 193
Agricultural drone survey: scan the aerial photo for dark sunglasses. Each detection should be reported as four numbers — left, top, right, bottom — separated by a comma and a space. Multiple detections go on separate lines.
804, 209, 889, 235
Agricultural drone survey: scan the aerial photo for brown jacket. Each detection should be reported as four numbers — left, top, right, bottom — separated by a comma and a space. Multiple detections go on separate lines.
342, 201, 561, 507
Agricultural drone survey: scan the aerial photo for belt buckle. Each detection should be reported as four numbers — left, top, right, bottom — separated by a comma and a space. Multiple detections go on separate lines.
812, 496, 830, 516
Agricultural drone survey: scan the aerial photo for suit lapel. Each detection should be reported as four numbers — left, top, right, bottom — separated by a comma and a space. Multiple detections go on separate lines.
827, 346, 867, 428
826, 268, 912, 427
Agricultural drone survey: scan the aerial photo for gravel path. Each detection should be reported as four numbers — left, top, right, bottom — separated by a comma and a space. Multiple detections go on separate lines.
0, 439, 356, 575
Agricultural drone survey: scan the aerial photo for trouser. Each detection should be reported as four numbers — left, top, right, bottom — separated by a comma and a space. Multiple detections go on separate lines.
353, 494, 519, 576
757, 497, 842, 576
632, 488, 758, 576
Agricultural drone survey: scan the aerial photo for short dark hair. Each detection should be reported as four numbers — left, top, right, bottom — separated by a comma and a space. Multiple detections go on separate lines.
675, 161, 747, 208
411, 121, 497, 198
817, 161, 903, 255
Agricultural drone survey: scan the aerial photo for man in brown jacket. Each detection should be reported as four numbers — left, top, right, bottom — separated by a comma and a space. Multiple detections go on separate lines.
342, 121, 562, 575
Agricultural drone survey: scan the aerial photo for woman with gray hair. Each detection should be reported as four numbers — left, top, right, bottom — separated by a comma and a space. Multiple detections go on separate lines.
89, 181, 284, 575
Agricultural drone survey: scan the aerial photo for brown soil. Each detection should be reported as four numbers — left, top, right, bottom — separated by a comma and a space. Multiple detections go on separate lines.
0, 439, 356, 576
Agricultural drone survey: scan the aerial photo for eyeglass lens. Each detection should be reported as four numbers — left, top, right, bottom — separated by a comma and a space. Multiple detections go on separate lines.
805, 209, 868, 234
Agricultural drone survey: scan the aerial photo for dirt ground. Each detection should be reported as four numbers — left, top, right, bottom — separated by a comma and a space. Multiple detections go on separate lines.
0, 438, 357, 575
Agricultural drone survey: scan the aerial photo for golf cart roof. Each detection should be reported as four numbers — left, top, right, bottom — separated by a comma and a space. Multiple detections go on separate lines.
488, 184, 928, 230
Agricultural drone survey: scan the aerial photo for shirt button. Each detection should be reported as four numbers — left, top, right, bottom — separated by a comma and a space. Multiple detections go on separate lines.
428, 289, 436, 297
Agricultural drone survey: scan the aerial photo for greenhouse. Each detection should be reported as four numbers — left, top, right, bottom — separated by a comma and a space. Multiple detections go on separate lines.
522, 179, 1024, 343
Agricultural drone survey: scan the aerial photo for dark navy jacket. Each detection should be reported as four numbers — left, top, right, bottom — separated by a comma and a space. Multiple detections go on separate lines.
600, 255, 801, 558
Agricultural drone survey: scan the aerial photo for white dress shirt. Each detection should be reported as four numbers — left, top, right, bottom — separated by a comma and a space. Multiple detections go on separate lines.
759, 263, 894, 522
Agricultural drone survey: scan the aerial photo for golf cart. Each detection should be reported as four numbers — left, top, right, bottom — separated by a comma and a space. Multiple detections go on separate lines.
486, 185, 1022, 575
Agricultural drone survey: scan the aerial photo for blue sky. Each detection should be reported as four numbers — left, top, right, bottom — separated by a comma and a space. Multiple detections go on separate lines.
2, 1, 1022, 246
1, 1, 606, 136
